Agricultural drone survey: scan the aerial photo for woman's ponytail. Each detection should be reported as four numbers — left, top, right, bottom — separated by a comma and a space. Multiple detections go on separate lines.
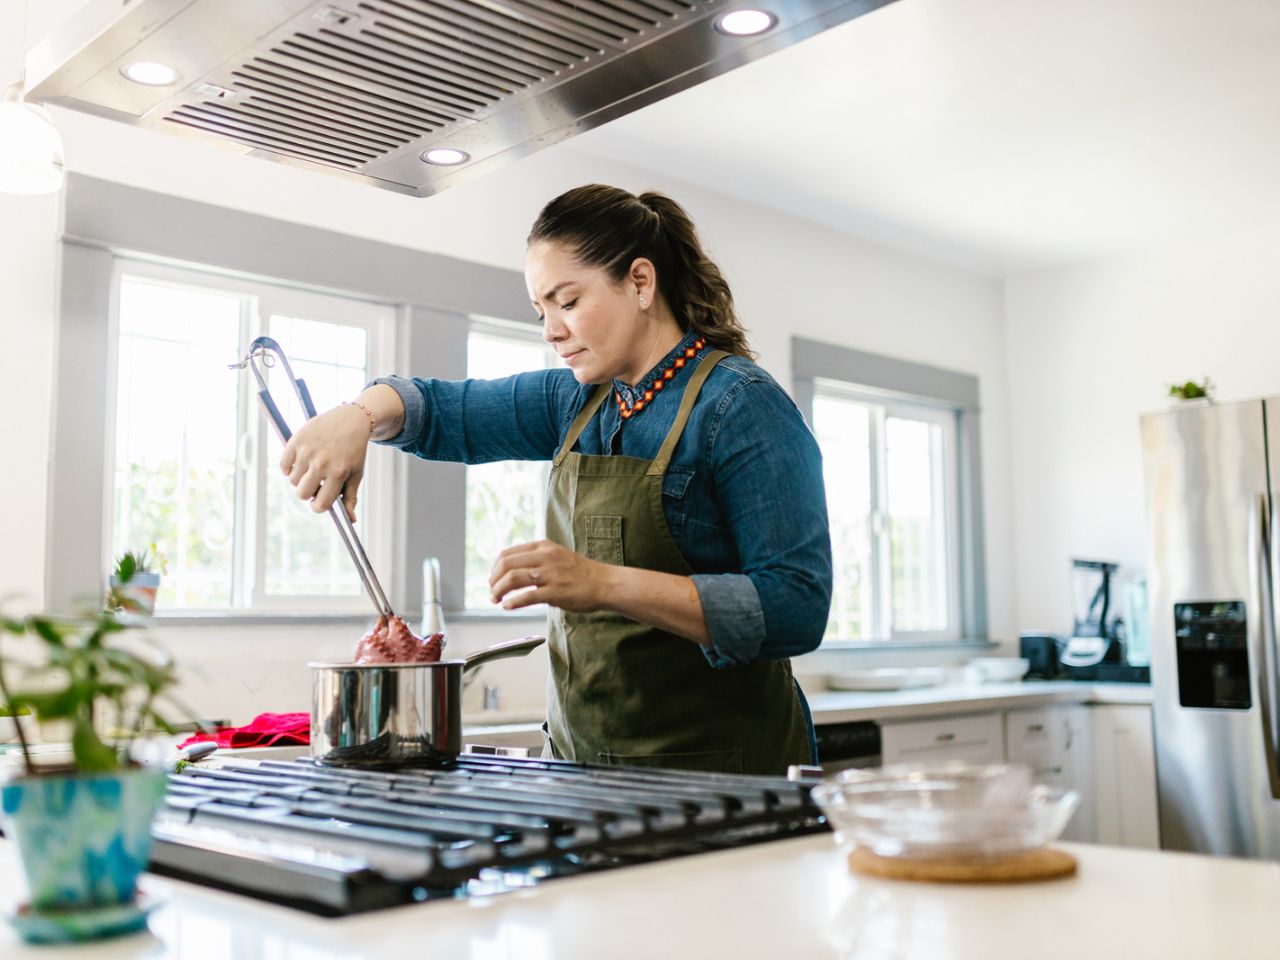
636, 192, 754, 360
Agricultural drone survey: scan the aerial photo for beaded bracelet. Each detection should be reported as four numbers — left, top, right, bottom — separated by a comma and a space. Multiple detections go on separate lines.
344, 400, 377, 435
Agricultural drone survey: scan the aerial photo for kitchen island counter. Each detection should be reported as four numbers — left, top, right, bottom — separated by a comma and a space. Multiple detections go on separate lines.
1, 830, 1270, 958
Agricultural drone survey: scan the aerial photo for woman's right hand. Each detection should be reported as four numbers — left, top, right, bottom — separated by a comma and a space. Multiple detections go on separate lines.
279, 402, 373, 522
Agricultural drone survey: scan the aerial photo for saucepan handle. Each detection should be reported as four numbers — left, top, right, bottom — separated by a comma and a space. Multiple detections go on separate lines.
463, 635, 546, 672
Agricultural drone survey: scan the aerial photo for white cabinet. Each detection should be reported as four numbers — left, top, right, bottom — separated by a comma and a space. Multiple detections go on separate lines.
1004, 705, 1096, 842
1092, 704, 1159, 849
852, 698, 1158, 849
880, 712, 1005, 766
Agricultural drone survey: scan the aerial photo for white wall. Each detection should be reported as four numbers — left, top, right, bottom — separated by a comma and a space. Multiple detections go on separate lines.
2, 8, 1010, 723
1005, 221, 1280, 634
0, 0, 62, 619
0, 195, 58, 614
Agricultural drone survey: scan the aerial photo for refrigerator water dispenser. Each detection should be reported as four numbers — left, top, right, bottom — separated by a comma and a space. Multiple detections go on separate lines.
1174, 601, 1250, 710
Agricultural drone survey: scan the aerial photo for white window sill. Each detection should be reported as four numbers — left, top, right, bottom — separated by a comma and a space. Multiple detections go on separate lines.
819, 638, 999, 652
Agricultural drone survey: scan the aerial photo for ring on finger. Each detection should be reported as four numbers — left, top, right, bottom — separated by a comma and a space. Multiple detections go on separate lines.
529, 568, 540, 584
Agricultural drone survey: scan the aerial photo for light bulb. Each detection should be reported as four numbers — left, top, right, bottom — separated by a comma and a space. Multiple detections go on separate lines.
421, 148, 469, 166
715, 9, 777, 36
0, 97, 65, 196
121, 61, 180, 86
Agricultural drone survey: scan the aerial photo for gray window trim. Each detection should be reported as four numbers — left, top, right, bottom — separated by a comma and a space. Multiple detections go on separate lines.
48, 174, 533, 620
792, 336, 988, 644
61, 176, 532, 321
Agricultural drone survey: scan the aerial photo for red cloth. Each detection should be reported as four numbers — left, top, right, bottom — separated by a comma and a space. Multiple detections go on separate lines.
178, 712, 310, 749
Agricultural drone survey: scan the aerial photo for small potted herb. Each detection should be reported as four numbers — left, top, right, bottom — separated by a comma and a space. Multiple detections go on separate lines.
1167, 377, 1214, 405
0, 607, 179, 943
108, 545, 166, 616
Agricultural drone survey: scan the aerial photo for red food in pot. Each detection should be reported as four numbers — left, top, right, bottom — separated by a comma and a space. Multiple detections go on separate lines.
353, 615, 444, 664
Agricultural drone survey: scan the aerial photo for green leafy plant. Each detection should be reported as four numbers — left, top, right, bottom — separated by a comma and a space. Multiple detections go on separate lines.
1168, 377, 1214, 401
112, 544, 168, 583
107, 545, 168, 615
0, 608, 179, 776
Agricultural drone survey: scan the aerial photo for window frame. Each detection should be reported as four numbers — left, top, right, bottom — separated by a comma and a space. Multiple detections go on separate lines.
48, 174, 535, 624
461, 316, 559, 613
104, 257, 398, 615
794, 337, 988, 648
812, 378, 964, 643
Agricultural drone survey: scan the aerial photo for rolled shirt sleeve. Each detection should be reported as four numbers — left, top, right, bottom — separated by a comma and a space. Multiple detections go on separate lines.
690, 377, 833, 669
369, 375, 427, 448
690, 573, 767, 669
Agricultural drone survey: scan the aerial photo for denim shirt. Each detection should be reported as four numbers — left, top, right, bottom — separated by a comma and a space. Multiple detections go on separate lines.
372, 330, 833, 673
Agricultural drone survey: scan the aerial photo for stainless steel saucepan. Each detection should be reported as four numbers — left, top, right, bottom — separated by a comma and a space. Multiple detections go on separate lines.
308, 634, 546, 767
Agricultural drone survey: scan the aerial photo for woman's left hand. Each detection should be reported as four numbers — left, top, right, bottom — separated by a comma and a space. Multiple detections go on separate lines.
489, 540, 611, 613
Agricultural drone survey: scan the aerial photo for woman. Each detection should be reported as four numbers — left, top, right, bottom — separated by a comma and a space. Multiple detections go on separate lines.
281, 185, 832, 775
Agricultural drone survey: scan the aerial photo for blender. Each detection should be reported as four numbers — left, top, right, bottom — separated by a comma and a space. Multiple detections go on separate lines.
1060, 559, 1125, 675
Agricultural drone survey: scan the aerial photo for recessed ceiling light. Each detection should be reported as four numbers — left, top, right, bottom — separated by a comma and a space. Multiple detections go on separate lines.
120, 61, 180, 86
714, 9, 777, 36
421, 148, 470, 166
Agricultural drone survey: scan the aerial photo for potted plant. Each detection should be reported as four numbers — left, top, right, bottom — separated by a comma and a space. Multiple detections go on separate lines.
108, 545, 166, 616
0, 607, 178, 944
1167, 377, 1214, 405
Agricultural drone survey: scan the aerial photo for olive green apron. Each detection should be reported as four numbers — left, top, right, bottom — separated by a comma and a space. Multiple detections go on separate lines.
544, 350, 812, 775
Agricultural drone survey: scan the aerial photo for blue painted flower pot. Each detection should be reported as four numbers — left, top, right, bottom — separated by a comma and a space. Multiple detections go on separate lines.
109, 572, 161, 615
1, 768, 168, 912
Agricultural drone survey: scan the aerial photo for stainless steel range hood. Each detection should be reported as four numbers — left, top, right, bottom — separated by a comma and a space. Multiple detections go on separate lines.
27, 0, 895, 197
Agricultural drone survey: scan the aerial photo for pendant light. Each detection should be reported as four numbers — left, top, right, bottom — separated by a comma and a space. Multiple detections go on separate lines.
0, 1, 66, 196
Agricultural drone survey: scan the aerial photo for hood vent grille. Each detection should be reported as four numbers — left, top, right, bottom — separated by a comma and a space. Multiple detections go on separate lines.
29, 0, 896, 195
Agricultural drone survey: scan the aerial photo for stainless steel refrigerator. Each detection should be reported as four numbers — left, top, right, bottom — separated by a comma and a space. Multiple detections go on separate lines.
1141, 396, 1280, 858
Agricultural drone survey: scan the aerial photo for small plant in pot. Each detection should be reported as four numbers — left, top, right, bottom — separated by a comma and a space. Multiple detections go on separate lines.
1168, 376, 1214, 404
0, 608, 178, 944
108, 546, 166, 616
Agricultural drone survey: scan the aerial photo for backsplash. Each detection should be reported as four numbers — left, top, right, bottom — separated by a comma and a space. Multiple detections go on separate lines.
149, 617, 549, 729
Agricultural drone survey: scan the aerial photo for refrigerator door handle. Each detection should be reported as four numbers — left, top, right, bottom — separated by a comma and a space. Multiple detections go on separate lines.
1253, 493, 1280, 798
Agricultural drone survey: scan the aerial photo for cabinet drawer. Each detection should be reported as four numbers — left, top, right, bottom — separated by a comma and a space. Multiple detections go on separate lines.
1005, 708, 1060, 773
881, 712, 1004, 765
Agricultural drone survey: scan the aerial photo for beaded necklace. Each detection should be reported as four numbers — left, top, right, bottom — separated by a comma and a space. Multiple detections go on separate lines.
614, 338, 706, 420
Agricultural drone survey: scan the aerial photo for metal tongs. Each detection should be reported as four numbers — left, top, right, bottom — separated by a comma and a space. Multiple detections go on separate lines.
230, 336, 394, 620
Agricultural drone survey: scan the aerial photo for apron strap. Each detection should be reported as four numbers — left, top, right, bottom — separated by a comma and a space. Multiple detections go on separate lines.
552, 349, 730, 471
647, 350, 729, 477
553, 382, 612, 467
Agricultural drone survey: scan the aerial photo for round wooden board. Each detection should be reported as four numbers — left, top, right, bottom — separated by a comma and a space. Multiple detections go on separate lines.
848, 847, 1078, 884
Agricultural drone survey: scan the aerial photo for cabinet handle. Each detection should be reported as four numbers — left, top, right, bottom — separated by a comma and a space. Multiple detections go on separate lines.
935, 733, 955, 743
1027, 724, 1044, 733
1064, 719, 1074, 751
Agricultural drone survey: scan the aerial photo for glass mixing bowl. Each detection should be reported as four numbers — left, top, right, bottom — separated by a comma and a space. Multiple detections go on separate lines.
810, 762, 1079, 860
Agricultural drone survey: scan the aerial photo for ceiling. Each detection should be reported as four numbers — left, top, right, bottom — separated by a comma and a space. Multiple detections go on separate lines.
569, 0, 1280, 276
8, 0, 1280, 277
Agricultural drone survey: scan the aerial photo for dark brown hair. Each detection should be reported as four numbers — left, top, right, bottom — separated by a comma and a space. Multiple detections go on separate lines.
527, 184, 755, 359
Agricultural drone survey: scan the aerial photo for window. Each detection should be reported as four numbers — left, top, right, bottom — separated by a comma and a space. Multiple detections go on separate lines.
109, 260, 395, 612
792, 336, 986, 646
812, 381, 960, 641
463, 320, 559, 609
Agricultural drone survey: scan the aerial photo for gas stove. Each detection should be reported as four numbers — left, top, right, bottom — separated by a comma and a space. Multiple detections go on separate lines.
150, 755, 828, 915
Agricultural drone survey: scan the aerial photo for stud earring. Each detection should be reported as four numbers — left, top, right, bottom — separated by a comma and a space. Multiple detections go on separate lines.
639, 296, 648, 308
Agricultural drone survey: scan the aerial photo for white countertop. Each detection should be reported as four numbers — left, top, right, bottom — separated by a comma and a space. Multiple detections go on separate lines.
805, 679, 1153, 725
1, 830, 1270, 959
460, 681, 1154, 740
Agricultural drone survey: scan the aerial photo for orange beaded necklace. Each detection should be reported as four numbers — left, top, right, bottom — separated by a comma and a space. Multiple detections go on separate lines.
614, 338, 705, 421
